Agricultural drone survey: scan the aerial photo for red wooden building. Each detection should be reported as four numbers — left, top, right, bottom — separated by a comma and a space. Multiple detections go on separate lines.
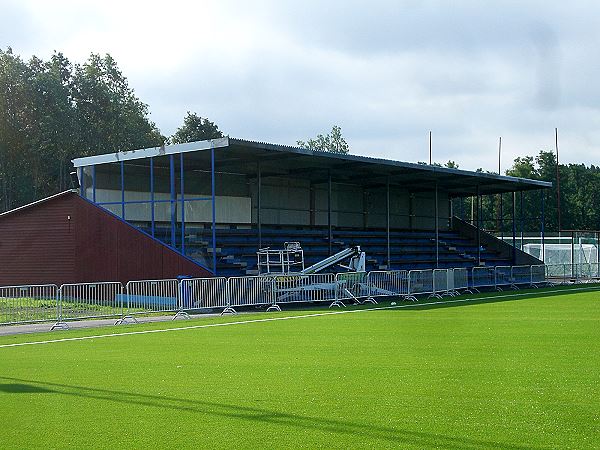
0, 191, 212, 286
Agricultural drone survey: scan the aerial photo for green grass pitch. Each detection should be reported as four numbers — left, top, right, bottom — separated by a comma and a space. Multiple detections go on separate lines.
0, 287, 599, 449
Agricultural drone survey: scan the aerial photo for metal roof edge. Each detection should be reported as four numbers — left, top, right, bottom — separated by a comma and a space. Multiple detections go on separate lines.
0, 190, 76, 219
228, 138, 553, 189
72, 137, 230, 167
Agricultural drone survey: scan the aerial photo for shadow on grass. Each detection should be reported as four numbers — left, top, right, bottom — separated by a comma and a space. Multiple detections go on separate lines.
0, 383, 54, 393
0, 376, 532, 450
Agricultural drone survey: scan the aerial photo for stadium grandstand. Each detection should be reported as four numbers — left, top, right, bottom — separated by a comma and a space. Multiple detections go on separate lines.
69, 137, 550, 278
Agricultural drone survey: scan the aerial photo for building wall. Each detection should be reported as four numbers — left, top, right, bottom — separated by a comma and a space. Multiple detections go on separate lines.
0, 192, 211, 286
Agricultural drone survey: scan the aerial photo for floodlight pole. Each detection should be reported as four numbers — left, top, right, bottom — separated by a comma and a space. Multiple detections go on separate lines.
555, 128, 561, 233
498, 137, 503, 240
429, 131, 432, 165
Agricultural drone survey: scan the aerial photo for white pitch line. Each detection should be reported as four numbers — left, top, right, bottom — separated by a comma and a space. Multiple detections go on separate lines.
0, 285, 598, 349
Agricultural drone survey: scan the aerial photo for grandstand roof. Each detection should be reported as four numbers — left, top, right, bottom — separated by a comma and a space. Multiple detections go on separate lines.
73, 137, 552, 197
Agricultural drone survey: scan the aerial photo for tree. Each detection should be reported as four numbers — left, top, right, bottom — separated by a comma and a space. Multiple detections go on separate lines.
297, 125, 349, 154
170, 112, 223, 144
0, 49, 165, 212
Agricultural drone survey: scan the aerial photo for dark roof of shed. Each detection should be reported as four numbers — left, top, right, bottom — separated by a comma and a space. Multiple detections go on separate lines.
72, 137, 552, 197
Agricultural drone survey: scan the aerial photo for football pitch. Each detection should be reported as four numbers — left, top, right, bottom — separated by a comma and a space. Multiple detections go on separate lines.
1, 287, 599, 449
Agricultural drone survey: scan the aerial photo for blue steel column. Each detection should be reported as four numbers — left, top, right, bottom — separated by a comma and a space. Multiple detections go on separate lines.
386, 177, 391, 269
257, 161, 262, 250
180, 153, 185, 254
476, 185, 481, 265
79, 167, 85, 197
541, 189, 545, 263
120, 161, 125, 219
520, 191, 524, 249
170, 154, 176, 248
211, 146, 217, 274
92, 165, 96, 202
150, 158, 155, 238
434, 182, 439, 268
512, 192, 516, 264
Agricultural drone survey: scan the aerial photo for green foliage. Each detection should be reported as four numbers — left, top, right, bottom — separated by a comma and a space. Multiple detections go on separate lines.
1, 288, 599, 448
170, 112, 224, 144
297, 125, 349, 154
0, 48, 164, 212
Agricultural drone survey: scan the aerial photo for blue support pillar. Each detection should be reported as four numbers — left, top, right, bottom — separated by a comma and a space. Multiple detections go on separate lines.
520, 191, 524, 249
476, 185, 481, 265
170, 154, 176, 248
92, 165, 96, 203
512, 192, 516, 264
150, 158, 155, 238
120, 161, 125, 219
79, 167, 85, 197
541, 189, 545, 263
211, 146, 217, 274
180, 153, 185, 254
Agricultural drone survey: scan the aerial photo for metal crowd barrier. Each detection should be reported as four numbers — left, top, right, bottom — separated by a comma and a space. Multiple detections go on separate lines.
119, 279, 180, 323
471, 267, 495, 291
531, 265, 546, 286
453, 268, 471, 293
495, 266, 514, 290
366, 270, 409, 303
431, 269, 449, 298
269, 273, 336, 307
227, 276, 275, 311
333, 272, 369, 307
511, 265, 532, 287
406, 269, 434, 301
0, 284, 59, 326
1, 263, 562, 327
58, 282, 123, 324
179, 277, 229, 311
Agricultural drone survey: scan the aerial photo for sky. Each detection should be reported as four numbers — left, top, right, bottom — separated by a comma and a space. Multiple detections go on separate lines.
2, 0, 599, 171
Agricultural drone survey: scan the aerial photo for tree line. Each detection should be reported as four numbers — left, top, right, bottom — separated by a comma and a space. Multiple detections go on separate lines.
2, 48, 599, 231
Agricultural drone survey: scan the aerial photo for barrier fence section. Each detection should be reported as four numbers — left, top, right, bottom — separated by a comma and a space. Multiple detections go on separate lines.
269, 273, 336, 306
0, 264, 557, 327
511, 265, 532, 286
432, 269, 449, 298
407, 269, 434, 301
0, 284, 58, 325
471, 267, 495, 291
531, 265, 546, 286
334, 272, 369, 307
180, 277, 229, 311
453, 268, 470, 293
124, 279, 180, 318
227, 276, 275, 310
495, 266, 513, 289
366, 270, 409, 302
59, 282, 123, 322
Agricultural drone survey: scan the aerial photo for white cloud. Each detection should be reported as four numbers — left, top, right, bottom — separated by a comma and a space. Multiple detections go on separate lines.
2, 0, 600, 171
